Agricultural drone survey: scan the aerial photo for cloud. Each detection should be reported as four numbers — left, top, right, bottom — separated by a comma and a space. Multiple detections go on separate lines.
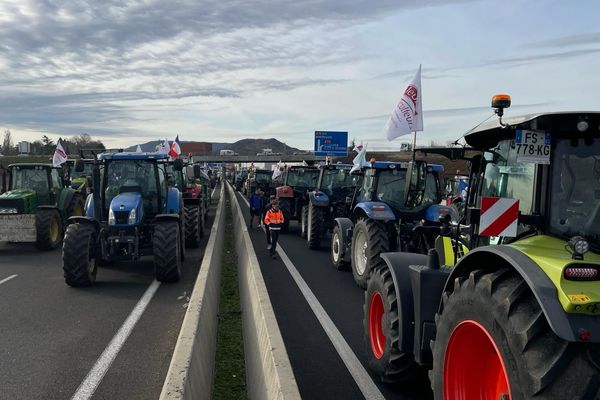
524, 32, 600, 49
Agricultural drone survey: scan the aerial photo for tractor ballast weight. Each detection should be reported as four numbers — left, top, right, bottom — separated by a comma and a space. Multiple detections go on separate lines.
364, 102, 600, 399
62, 152, 185, 287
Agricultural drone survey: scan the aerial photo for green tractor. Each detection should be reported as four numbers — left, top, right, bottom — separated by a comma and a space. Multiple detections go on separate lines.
364, 96, 600, 399
66, 158, 95, 196
0, 163, 85, 250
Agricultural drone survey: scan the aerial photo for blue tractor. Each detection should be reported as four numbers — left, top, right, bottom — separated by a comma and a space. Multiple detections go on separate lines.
331, 161, 458, 288
62, 152, 185, 286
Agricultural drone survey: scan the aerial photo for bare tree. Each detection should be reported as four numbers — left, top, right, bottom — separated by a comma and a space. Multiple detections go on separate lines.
2, 129, 15, 155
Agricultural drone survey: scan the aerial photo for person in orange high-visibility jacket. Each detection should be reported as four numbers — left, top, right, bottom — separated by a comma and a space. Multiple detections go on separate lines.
264, 199, 285, 259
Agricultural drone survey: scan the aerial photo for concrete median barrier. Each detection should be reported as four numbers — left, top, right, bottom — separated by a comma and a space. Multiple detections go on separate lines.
160, 184, 225, 400
227, 182, 301, 400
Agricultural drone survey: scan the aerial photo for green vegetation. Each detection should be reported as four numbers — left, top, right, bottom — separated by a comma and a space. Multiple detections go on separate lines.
213, 195, 247, 400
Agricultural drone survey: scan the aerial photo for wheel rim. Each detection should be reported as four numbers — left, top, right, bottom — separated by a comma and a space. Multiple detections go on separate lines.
307, 207, 312, 240
444, 320, 511, 400
50, 217, 59, 242
369, 291, 385, 359
332, 232, 340, 262
354, 230, 367, 275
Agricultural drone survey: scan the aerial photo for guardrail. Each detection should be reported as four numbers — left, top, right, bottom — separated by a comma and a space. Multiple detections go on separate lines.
227, 182, 301, 400
160, 184, 225, 400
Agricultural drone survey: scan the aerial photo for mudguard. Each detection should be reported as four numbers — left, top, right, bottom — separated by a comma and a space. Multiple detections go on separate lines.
309, 191, 329, 207
155, 214, 181, 223
379, 252, 429, 355
445, 246, 600, 343
354, 202, 395, 222
67, 215, 100, 230
424, 204, 459, 223
85, 193, 94, 218
164, 188, 181, 214
333, 217, 354, 262
276, 185, 294, 198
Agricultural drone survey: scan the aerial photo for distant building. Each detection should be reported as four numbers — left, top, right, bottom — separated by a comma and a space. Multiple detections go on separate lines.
181, 142, 212, 155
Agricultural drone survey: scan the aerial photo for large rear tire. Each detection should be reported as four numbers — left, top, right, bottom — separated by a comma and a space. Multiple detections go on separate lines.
364, 266, 420, 382
351, 218, 389, 289
431, 268, 600, 399
331, 224, 348, 270
300, 205, 308, 238
307, 203, 324, 249
154, 221, 182, 282
62, 223, 98, 287
35, 209, 63, 250
184, 205, 201, 248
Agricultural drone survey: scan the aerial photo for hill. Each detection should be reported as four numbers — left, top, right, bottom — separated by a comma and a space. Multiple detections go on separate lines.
125, 138, 300, 155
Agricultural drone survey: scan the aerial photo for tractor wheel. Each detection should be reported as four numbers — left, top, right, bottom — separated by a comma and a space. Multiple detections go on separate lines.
66, 193, 85, 217
431, 268, 600, 400
184, 205, 201, 248
62, 223, 98, 287
307, 203, 324, 249
331, 224, 348, 270
35, 209, 63, 250
364, 266, 420, 382
351, 218, 389, 289
153, 221, 182, 282
199, 205, 206, 238
300, 206, 308, 239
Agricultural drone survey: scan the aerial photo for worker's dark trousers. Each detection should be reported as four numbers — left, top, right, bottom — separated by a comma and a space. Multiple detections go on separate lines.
265, 225, 271, 244
269, 229, 280, 254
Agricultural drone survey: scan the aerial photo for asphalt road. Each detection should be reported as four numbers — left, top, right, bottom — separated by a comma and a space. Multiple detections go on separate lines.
0, 187, 220, 400
234, 189, 432, 400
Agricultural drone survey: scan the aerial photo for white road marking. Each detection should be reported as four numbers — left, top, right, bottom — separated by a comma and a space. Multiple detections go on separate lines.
0, 274, 17, 285
71, 279, 161, 400
238, 192, 385, 400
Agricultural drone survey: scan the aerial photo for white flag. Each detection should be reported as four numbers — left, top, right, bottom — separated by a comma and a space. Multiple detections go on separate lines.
272, 161, 284, 180
350, 143, 369, 174
384, 65, 423, 141
160, 138, 170, 154
135, 145, 142, 153
353, 141, 364, 153
52, 139, 68, 167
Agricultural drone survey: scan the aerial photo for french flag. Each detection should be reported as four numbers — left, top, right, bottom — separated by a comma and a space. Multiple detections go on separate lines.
169, 135, 181, 158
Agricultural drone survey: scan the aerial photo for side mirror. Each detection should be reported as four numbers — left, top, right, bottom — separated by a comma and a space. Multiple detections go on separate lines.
173, 159, 184, 172
404, 160, 427, 208
75, 159, 85, 173
193, 164, 201, 178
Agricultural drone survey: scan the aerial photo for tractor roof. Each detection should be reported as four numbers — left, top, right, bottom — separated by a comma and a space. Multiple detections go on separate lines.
367, 161, 444, 172
465, 112, 600, 149
97, 152, 170, 160
8, 163, 56, 169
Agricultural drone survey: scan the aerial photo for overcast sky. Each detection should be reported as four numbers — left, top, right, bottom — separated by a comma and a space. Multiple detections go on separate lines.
1, 0, 599, 150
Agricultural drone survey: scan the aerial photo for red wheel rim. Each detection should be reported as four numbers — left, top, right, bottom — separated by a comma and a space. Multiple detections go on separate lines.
369, 291, 385, 359
444, 320, 512, 400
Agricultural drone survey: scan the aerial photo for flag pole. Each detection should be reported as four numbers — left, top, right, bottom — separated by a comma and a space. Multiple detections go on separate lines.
411, 131, 417, 161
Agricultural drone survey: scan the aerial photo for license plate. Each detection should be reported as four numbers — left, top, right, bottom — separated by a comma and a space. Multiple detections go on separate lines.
515, 130, 551, 164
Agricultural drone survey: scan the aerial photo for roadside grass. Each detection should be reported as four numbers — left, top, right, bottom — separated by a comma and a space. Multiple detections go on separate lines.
213, 195, 247, 399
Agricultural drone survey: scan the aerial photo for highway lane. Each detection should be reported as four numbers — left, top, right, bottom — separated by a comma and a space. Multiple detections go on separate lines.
0, 188, 220, 400
234, 189, 432, 400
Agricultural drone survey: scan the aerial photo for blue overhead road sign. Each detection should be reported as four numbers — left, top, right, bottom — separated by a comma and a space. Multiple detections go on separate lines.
314, 131, 348, 157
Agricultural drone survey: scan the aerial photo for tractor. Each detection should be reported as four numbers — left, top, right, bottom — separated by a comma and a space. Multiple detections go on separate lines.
244, 168, 274, 197
275, 165, 320, 233
66, 158, 95, 196
62, 152, 185, 286
166, 161, 206, 248
364, 95, 600, 399
304, 163, 362, 249
234, 168, 248, 191
0, 163, 85, 250
331, 161, 456, 288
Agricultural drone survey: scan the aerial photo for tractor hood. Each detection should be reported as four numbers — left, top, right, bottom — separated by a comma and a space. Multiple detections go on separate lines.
109, 192, 143, 225
0, 189, 38, 214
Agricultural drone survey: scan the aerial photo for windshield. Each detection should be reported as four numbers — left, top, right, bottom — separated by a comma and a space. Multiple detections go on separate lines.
254, 171, 272, 184
550, 137, 600, 241
71, 163, 93, 179
375, 170, 439, 212
105, 159, 159, 213
320, 168, 359, 200
286, 169, 319, 188
481, 140, 536, 214
11, 166, 49, 195
166, 165, 185, 190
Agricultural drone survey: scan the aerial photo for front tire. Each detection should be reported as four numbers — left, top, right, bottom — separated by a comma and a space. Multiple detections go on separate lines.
154, 221, 182, 282
331, 224, 348, 270
307, 203, 324, 249
351, 218, 389, 289
184, 205, 201, 248
431, 268, 600, 399
364, 266, 420, 382
62, 223, 98, 287
35, 209, 63, 250
300, 206, 308, 238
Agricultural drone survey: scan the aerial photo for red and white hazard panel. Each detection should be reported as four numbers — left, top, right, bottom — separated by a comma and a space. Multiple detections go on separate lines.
479, 197, 519, 237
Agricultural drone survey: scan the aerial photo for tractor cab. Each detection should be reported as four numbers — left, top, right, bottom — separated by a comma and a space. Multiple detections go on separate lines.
5, 164, 63, 206
274, 165, 320, 231
245, 168, 273, 197
314, 163, 360, 204
283, 166, 319, 190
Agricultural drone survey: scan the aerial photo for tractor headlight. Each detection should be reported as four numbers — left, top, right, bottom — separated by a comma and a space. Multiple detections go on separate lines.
0, 208, 18, 214
108, 208, 116, 225
128, 208, 137, 225
568, 236, 590, 259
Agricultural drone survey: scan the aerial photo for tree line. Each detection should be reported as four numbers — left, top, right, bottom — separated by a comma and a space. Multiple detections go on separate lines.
0, 130, 105, 156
